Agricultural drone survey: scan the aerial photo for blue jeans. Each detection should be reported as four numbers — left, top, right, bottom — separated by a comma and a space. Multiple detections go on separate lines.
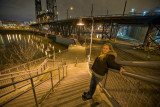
87, 73, 103, 97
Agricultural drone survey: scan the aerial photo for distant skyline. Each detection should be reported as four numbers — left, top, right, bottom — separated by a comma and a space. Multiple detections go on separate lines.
0, 0, 160, 23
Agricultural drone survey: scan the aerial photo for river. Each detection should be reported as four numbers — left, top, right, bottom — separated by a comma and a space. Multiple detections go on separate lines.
0, 31, 67, 70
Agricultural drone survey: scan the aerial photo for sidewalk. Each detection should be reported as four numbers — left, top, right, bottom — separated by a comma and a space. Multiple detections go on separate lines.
56, 39, 86, 64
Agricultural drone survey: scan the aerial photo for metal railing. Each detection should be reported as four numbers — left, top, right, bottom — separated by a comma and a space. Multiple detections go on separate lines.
0, 57, 46, 75
98, 62, 160, 107
0, 59, 49, 97
0, 62, 68, 107
0, 58, 66, 97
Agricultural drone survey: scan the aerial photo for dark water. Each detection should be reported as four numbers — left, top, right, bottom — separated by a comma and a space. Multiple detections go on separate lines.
0, 32, 67, 70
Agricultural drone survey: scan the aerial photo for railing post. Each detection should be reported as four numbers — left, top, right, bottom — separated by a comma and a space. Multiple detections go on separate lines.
63, 66, 64, 78
61, 58, 63, 66
103, 74, 108, 88
30, 78, 38, 107
50, 71, 54, 90
75, 57, 78, 67
11, 76, 16, 90
58, 67, 60, 83
37, 69, 39, 79
53, 60, 54, 66
28, 71, 32, 77
44, 65, 45, 70
41, 65, 42, 73
66, 65, 67, 76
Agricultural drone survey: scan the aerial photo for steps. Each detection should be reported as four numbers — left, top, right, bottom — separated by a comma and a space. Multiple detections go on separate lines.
41, 63, 91, 107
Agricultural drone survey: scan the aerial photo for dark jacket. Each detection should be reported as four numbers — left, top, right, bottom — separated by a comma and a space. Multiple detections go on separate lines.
91, 54, 121, 78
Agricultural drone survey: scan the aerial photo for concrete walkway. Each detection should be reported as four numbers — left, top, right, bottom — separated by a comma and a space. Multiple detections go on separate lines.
2, 40, 111, 107
56, 40, 87, 64
40, 41, 111, 107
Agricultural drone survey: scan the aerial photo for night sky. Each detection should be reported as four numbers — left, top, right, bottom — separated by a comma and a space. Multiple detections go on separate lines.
0, 0, 159, 23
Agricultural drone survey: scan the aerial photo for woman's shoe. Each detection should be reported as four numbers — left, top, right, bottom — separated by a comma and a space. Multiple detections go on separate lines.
83, 92, 88, 95
82, 94, 92, 101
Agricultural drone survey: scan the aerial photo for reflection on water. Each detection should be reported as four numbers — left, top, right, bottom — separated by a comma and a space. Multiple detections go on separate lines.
0, 32, 67, 70
0, 33, 67, 53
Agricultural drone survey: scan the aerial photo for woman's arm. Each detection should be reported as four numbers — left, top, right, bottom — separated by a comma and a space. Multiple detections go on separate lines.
107, 55, 126, 74
91, 57, 98, 70
107, 55, 121, 70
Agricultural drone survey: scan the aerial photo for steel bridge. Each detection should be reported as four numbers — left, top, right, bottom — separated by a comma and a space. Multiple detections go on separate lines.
33, 0, 160, 49
30, 14, 160, 49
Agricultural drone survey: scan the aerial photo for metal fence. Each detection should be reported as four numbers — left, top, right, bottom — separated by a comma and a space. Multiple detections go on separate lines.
99, 63, 160, 107
0, 59, 50, 97
0, 61, 68, 107
0, 57, 46, 75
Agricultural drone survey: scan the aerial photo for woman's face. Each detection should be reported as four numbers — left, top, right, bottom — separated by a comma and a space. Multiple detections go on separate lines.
102, 45, 110, 54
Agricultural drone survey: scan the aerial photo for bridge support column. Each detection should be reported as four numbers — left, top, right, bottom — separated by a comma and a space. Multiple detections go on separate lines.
109, 22, 113, 40
113, 24, 119, 41
143, 24, 153, 51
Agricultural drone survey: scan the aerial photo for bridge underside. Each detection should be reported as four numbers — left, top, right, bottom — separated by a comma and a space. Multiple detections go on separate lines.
30, 15, 160, 49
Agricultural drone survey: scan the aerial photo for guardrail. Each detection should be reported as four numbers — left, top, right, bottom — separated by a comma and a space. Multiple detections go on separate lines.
0, 59, 50, 98
117, 61, 160, 70
0, 57, 46, 75
0, 62, 68, 107
95, 62, 160, 107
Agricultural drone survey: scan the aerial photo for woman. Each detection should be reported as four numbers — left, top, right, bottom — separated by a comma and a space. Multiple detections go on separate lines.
82, 43, 126, 100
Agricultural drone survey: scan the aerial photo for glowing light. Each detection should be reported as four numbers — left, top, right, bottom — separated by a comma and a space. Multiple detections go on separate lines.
13, 34, 15, 40
70, 7, 74, 10
130, 8, 135, 13
97, 34, 99, 38
77, 18, 84, 26
77, 23, 84, 26
45, 51, 47, 56
143, 11, 147, 16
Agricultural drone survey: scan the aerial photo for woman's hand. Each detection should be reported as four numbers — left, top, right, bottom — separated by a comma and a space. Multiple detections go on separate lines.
120, 67, 126, 75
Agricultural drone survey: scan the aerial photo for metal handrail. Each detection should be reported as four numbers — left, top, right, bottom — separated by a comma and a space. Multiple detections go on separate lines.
0, 70, 39, 81
97, 66, 160, 107
0, 57, 46, 75
0, 59, 66, 97
0, 58, 48, 78
117, 61, 160, 69
0, 65, 68, 107
109, 68, 160, 86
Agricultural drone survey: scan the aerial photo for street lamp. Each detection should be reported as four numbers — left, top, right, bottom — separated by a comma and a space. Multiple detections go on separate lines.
77, 17, 94, 62
46, 46, 50, 58
67, 7, 74, 19
53, 46, 55, 61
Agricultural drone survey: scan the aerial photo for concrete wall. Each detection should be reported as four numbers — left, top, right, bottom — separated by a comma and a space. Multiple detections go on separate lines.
55, 35, 76, 46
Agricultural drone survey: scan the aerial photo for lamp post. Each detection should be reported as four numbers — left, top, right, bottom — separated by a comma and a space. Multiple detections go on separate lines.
53, 46, 55, 61
123, 0, 127, 16
67, 7, 73, 20
77, 17, 94, 62
46, 46, 50, 58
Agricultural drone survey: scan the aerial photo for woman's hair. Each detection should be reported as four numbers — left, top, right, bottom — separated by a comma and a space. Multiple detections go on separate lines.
99, 43, 117, 60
